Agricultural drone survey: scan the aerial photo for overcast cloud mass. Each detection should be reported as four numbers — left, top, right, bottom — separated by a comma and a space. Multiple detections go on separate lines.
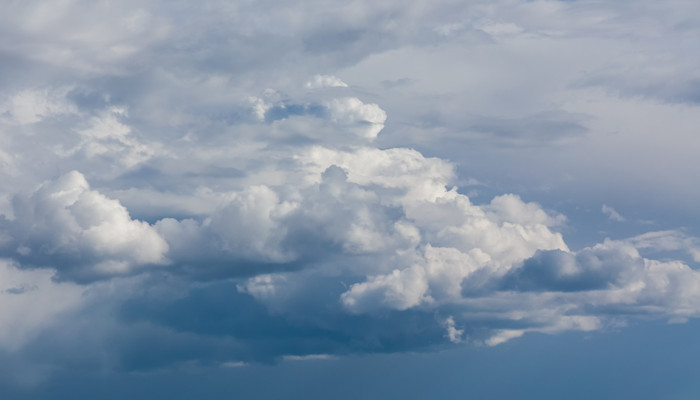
1, 0, 700, 398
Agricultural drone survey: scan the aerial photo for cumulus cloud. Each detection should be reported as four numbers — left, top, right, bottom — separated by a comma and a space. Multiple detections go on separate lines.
2, 73, 699, 370
0, 0, 699, 386
3, 171, 168, 282
324, 97, 387, 140
342, 266, 431, 312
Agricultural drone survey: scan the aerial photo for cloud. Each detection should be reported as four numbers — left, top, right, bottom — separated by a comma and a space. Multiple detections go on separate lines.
324, 97, 387, 140
0, 87, 77, 125
306, 75, 349, 89
0, 76, 579, 365
62, 106, 157, 168
220, 361, 248, 368
3, 171, 168, 282
2, 74, 699, 373
626, 230, 700, 263
0, 0, 699, 387
282, 354, 334, 361
466, 111, 589, 147
443, 316, 464, 344
342, 265, 431, 312
602, 204, 625, 222
0, 260, 83, 352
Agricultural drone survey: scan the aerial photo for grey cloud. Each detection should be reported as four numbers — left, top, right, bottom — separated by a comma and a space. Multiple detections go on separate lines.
500, 248, 627, 292
467, 111, 589, 146
582, 72, 700, 105
3, 285, 38, 295
380, 78, 416, 89
265, 103, 328, 122
394, 110, 590, 150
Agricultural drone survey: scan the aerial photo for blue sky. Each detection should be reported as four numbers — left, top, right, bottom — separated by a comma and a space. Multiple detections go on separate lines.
1, 0, 700, 398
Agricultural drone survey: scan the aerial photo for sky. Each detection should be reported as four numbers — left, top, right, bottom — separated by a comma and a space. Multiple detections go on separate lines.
1, 0, 700, 398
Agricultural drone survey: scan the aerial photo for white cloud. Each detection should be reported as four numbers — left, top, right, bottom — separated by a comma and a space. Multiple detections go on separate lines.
443, 316, 464, 344
342, 265, 431, 312
484, 329, 524, 347
487, 194, 565, 227
306, 75, 349, 89
0, 87, 77, 125
237, 274, 287, 300
476, 21, 524, 38
220, 361, 248, 368
323, 97, 387, 140
65, 106, 157, 167
6, 171, 168, 281
249, 97, 272, 121
282, 354, 334, 361
626, 230, 700, 263
602, 204, 625, 222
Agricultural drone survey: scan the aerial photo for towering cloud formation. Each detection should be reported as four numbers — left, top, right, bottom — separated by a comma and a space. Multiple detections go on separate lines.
0, 0, 699, 384
2, 78, 700, 369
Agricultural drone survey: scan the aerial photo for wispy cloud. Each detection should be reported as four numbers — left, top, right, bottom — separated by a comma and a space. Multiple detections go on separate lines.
602, 204, 625, 222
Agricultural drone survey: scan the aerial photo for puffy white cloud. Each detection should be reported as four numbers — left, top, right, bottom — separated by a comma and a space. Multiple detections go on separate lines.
207, 185, 296, 262
337, 188, 568, 314
4, 171, 168, 281
468, 238, 700, 345
487, 194, 565, 227
298, 146, 454, 201
238, 274, 287, 300
342, 266, 431, 312
323, 98, 387, 140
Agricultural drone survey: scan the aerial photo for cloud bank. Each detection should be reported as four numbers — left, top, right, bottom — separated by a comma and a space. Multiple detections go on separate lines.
0, 0, 699, 383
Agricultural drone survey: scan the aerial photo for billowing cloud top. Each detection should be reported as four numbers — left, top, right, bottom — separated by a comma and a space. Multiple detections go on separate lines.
0, 0, 699, 383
